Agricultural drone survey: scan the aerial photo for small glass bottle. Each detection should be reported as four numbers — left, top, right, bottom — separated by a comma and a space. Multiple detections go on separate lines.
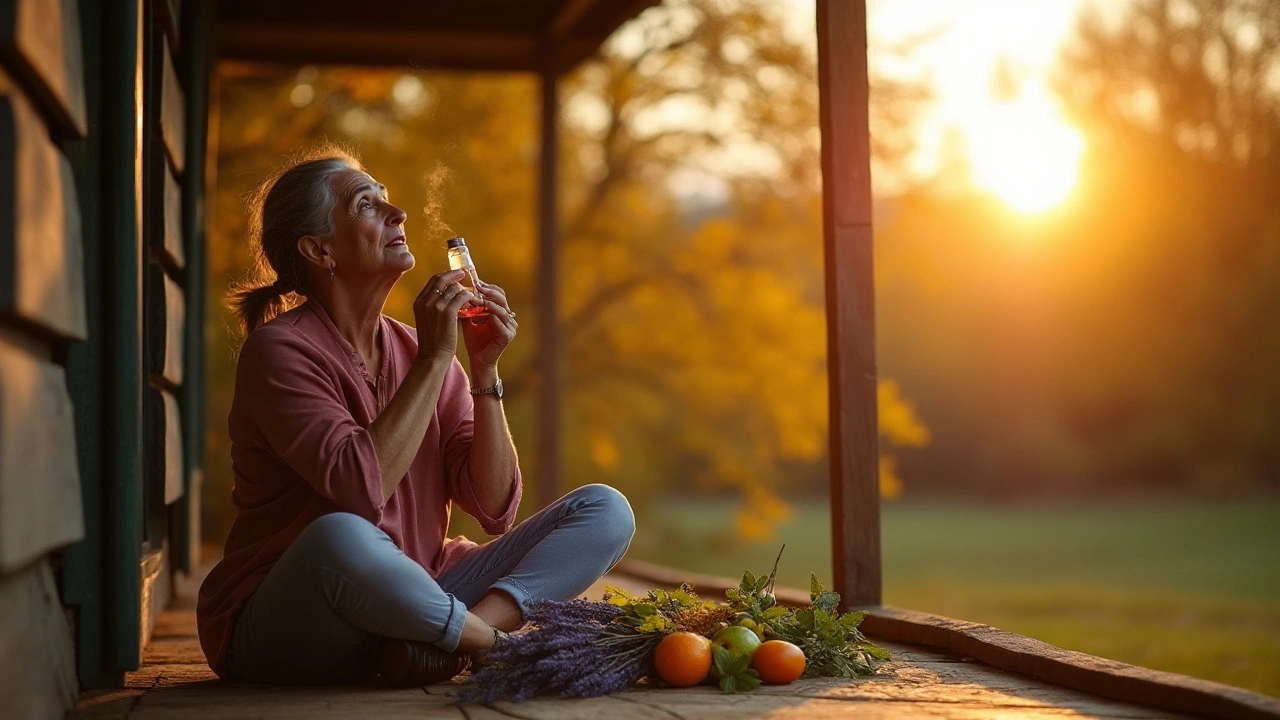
446, 236, 489, 318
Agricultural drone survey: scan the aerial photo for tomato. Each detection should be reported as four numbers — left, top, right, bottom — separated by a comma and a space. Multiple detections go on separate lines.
751, 640, 806, 684
653, 632, 713, 687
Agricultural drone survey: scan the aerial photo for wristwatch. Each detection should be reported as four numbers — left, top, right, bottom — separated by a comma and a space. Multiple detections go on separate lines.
470, 378, 504, 400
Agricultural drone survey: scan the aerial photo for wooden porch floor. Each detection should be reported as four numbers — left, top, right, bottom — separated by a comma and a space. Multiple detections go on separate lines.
69, 564, 1196, 720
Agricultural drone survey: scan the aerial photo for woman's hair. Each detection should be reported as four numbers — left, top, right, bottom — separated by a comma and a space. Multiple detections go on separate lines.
228, 145, 363, 337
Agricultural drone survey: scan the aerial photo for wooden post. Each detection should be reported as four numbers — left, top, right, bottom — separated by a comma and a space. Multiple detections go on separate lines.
536, 62, 561, 509
817, 0, 881, 607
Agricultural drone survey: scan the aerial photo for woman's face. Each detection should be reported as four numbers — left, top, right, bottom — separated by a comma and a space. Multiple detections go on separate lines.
326, 168, 414, 281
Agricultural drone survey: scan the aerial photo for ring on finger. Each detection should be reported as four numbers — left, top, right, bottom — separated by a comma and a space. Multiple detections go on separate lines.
435, 288, 444, 295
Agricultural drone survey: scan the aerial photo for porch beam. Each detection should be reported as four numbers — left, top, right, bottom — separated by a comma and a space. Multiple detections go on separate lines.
536, 62, 561, 509
549, 0, 599, 36
216, 24, 540, 71
817, 0, 881, 607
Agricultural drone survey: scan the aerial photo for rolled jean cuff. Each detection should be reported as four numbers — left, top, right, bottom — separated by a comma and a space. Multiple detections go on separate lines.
439, 595, 469, 652
488, 578, 533, 612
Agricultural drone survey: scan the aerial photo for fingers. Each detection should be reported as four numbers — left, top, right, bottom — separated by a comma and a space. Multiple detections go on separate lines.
475, 281, 516, 321
475, 280, 508, 306
432, 281, 473, 316
418, 269, 467, 305
484, 298, 517, 327
443, 285, 474, 315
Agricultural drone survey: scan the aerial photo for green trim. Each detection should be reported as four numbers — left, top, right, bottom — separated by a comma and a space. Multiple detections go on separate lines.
61, 0, 118, 689
104, 0, 145, 673
177, 0, 212, 574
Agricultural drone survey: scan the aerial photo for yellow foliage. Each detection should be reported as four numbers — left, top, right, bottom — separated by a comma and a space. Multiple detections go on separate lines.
879, 454, 906, 501
588, 427, 621, 473
879, 379, 931, 448
733, 484, 795, 543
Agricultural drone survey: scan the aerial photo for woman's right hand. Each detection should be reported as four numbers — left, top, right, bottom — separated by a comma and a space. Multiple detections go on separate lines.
413, 269, 474, 366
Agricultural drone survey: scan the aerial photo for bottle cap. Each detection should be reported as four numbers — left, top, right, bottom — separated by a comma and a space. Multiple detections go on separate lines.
446, 237, 466, 249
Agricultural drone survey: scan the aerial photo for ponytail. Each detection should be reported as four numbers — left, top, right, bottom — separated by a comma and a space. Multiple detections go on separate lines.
226, 145, 361, 340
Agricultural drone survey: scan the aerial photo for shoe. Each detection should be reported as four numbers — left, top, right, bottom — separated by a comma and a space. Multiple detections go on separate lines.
376, 637, 471, 687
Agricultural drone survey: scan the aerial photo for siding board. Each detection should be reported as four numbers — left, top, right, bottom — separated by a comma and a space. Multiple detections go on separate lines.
0, 75, 87, 341
159, 36, 184, 174
147, 388, 184, 505
0, 559, 78, 717
0, 0, 87, 137
147, 265, 184, 388
161, 160, 185, 269
0, 328, 85, 573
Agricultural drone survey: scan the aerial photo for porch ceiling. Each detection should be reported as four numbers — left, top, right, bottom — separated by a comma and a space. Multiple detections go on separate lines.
214, 0, 662, 72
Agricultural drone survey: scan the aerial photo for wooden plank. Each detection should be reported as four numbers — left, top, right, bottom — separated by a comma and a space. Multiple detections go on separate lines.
158, 35, 184, 174
147, 265, 184, 388
860, 607, 1280, 720
0, 71, 88, 341
550, 0, 599, 36
0, 327, 86, 572
158, 159, 184, 269
536, 66, 561, 510
0, 0, 87, 137
217, 23, 541, 71
0, 558, 78, 718
138, 546, 172, 653
609, 560, 1280, 720
147, 387, 184, 505
817, 0, 881, 607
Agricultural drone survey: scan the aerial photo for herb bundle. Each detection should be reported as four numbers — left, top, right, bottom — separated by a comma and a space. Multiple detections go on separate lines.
459, 599, 649, 703
460, 561, 891, 703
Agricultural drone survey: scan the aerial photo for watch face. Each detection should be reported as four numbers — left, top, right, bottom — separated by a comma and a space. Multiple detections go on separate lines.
495, 378, 504, 399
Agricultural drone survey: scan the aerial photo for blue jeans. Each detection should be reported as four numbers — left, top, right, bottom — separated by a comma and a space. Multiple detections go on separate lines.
224, 484, 634, 684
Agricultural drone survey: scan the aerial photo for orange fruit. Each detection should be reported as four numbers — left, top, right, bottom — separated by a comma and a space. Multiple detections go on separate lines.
751, 640, 806, 684
653, 632, 713, 687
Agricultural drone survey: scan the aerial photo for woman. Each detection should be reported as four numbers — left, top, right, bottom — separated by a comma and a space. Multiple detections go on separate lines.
196, 148, 634, 687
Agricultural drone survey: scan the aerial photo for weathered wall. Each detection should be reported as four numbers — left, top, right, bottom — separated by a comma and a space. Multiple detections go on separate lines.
0, 0, 89, 716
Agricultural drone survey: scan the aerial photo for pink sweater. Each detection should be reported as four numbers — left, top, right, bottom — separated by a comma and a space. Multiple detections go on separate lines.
196, 300, 521, 677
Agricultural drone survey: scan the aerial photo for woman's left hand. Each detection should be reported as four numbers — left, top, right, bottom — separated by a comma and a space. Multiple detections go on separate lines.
460, 280, 518, 370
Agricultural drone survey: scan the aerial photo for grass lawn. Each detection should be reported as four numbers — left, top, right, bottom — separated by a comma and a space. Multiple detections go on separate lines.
624, 497, 1280, 698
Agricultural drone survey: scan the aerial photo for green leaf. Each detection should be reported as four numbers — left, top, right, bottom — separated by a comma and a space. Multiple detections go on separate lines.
604, 586, 638, 601
861, 643, 892, 661
713, 647, 762, 693
761, 606, 789, 621
810, 573, 824, 599
814, 591, 841, 614
838, 610, 867, 630
735, 669, 762, 692
638, 615, 669, 633
712, 647, 750, 676
671, 586, 699, 606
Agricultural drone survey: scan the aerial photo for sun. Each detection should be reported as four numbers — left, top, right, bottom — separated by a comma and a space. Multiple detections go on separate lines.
967, 94, 1085, 214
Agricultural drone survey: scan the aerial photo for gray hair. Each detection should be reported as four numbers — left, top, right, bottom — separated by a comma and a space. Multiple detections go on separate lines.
228, 146, 362, 337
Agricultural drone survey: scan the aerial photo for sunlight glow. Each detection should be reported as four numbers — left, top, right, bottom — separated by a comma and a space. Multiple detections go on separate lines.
969, 94, 1086, 214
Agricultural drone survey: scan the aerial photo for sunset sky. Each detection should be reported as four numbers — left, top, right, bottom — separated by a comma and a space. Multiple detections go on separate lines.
787, 0, 1095, 210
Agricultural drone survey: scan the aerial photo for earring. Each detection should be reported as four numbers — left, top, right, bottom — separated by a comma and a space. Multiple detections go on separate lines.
329, 265, 335, 283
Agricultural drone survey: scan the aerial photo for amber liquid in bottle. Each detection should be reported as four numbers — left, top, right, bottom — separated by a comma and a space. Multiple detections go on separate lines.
446, 237, 489, 318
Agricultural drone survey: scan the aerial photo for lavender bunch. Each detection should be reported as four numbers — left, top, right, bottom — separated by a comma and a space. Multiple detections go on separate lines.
459, 599, 655, 703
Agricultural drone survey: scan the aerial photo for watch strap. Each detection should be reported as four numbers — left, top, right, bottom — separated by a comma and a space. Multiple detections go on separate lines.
470, 378, 503, 399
